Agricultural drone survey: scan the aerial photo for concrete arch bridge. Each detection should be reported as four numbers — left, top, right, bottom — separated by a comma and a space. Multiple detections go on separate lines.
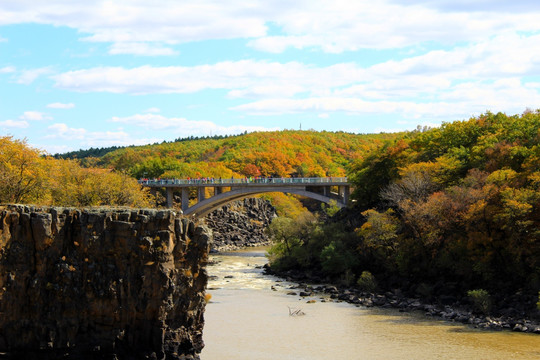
140, 177, 350, 217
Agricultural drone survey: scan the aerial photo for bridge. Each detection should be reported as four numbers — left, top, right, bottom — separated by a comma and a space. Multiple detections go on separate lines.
140, 177, 350, 217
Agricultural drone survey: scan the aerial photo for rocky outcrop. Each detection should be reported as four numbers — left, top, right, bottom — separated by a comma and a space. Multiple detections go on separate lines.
205, 198, 276, 252
0, 205, 212, 359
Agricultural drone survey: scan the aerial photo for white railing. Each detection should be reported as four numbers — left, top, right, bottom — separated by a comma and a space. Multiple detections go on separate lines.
139, 177, 348, 186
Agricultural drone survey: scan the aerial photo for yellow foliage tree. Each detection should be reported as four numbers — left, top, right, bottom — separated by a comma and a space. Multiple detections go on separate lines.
0, 136, 152, 207
0, 136, 46, 203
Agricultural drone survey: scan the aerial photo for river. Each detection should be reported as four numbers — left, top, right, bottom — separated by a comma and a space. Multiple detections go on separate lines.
200, 248, 539, 360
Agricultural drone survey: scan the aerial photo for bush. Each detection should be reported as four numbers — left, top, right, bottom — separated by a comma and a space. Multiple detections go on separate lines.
356, 271, 378, 292
467, 289, 492, 315
320, 241, 357, 276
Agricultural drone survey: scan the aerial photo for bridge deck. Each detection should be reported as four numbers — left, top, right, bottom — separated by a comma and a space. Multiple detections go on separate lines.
140, 177, 348, 187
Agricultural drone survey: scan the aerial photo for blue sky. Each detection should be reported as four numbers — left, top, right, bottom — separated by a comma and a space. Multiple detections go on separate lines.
1, 0, 540, 154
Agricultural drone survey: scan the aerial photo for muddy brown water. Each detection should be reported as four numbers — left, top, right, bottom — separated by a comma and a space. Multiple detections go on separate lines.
201, 249, 539, 360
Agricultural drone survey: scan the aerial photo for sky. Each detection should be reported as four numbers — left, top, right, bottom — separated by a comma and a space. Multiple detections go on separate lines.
1, 0, 540, 154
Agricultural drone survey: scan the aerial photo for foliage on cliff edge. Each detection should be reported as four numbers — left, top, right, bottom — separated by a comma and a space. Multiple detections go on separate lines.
0, 136, 152, 207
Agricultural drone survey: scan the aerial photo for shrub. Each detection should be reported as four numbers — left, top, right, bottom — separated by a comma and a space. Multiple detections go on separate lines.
320, 241, 357, 276
467, 289, 492, 315
356, 271, 378, 292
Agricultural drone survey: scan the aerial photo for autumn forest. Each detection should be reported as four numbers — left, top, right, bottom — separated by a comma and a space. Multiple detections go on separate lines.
1, 110, 539, 313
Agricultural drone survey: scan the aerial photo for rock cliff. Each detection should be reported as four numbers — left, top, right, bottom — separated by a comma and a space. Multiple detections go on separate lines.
0, 205, 211, 359
205, 198, 276, 252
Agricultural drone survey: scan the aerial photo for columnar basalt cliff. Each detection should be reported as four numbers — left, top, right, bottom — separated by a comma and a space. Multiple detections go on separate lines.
205, 198, 276, 252
0, 205, 212, 359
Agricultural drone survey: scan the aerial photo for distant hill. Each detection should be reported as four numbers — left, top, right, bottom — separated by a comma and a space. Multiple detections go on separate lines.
91, 130, 403, 179
54, 145, 123, 160
53, 134, 237, 160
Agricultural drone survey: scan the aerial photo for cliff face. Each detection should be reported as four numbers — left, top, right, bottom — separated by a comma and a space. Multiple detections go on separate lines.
205, 198, 276, 252
0, 205, 211, 359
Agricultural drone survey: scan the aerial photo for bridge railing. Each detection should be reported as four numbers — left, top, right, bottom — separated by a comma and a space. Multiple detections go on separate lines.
139, 177, 348, 186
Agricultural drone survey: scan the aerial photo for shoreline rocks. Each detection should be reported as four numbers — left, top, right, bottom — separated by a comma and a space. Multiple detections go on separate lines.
264, 265, 540, 334
0, 204, 212, 359
205, 198, 276, 252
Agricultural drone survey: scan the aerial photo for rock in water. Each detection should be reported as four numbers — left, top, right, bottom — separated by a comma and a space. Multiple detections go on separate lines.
0, 205, 212, 359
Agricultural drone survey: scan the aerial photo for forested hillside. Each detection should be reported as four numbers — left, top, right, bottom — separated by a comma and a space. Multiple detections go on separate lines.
96, 130, 400, 179
268, 111, 540, 311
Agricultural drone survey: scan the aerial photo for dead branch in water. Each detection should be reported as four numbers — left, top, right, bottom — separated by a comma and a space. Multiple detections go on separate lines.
288, 306, 305, 316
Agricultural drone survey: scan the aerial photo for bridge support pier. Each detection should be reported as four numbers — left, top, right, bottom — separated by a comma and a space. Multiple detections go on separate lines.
197, 188, 206, 202
339, 186, 350, 205
166, 188, 174, 208
181, 188, 189, 212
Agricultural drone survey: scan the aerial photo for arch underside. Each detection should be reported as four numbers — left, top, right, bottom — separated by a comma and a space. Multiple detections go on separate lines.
184, 187, 345, 217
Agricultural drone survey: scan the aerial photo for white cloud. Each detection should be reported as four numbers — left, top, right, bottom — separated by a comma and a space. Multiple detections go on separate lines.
388, 0, 540, 13
0, 1, 268, 54
231, 97, 471, 119
20, 111, 51, 121
49, 34, 540, 119
2, 0, 540, 55
47, 123, 87, 139
0, 66, 15, 73
17, 67, 53, 85
110, 113, 279, 135
51, 32, 540, 99
0, 119, 29, 128
47, 102, 75, 109
39, 144, 72, 155
108, 42, 178, 56
45, 114, 278, 150
0, 36, 6, 42
5, 1, 540, 125
45, 122, 163, 149
52, 61, 362, 95
84, 131, 151, 147
248, 0, 540, 53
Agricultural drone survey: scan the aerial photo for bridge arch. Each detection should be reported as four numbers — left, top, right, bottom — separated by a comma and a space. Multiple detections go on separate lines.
184, 187, 344, 217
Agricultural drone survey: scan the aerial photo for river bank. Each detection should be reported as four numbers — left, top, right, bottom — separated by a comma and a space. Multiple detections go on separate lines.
263, 266, 540, 334
203, 248, 540, 360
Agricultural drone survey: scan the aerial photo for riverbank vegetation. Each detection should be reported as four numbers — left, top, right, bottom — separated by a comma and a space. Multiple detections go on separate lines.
0, 136, 152, 207
267, 111, 540, 315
